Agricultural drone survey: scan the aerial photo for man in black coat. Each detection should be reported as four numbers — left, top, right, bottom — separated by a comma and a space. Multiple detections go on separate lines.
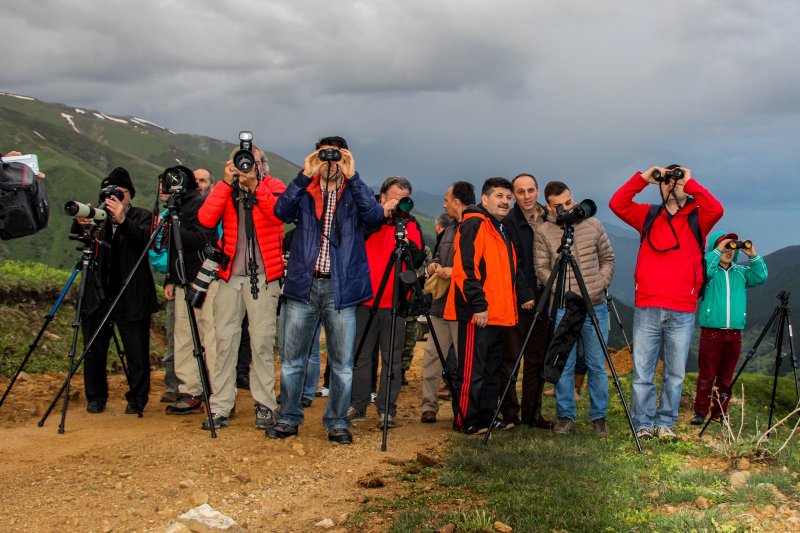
497, 173, 554, 429
73, 167, 159, 414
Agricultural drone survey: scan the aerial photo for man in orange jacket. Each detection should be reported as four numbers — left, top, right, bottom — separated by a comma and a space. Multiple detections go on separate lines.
445, 177, 534, 433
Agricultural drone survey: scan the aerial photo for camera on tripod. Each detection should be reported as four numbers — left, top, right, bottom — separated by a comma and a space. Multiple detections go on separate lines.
318, 148, 342, 162
161, 166, 192, 195
555, 199, 596, 226
652, 166, 685, 183
233, 131, 256, 173
64, 185, 125, 222
186, 244, 230, 308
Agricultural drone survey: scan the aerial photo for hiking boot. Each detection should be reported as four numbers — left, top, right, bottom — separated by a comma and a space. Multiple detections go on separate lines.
302, 396, 313, 408
690, 413, 705, 426
347, 406, 366, 422
377, 413, 396, 429
255, 403, 274, 429
125, 402, 141, 415
166, 394, 204, 415
655, 426, 678, 442
266, 422, 298, 439
420, 411, 437, 424
636, 427, 654, 441
201, 413, 230, 430
328, 428, 353, 444
553, 417, 574, 434
86, 400, 106, 414
236, 373, 250, 390
591, 417, 610, 437
315, 386, 329, 398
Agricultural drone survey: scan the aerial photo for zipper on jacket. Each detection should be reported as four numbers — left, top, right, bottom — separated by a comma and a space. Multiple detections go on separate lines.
724, 269, 731, 328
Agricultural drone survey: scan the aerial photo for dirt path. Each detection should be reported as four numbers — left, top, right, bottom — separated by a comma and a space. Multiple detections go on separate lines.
0, 345, 452, 532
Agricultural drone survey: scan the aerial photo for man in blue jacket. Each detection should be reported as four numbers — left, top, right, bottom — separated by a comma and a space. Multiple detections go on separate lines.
691, 231, 767, 424
270, 136, 390, 444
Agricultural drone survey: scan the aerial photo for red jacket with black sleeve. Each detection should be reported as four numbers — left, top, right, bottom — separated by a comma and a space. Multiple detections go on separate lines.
609, 172, 723, 312
362, 218, 424, 309
198, 176, 286, 282
444, 206, 519, 326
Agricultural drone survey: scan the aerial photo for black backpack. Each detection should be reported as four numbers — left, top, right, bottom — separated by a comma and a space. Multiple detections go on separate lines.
640, 200, 707, 298
0, 156, 50, 240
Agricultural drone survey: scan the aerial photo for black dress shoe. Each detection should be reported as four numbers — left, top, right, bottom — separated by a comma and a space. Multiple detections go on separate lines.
327, 428, 353, 444
529, 416, 555, 430
266, 422, 298, 439
125, 403, 141, 415
86, 400, 106, 414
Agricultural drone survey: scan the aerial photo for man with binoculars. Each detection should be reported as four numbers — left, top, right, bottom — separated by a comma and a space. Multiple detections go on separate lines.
198, 143, 286, 431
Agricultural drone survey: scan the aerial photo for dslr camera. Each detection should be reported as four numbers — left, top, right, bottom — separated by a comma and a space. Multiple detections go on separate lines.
186, 244, 231, 308
161, 166, 192, 194
556, 199, 596, 226
233, 131, 256, 173
64, 185, 126, 222
652, 166, 685, 183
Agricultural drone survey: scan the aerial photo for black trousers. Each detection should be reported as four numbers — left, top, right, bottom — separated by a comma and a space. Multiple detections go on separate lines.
499, 313, 551, 424
452, 322, 505, 431
82, 309, 152, 409
351, 307, 405, 415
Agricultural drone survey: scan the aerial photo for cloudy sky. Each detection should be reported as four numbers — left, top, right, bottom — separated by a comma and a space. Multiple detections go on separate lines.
4, 0, 799, 253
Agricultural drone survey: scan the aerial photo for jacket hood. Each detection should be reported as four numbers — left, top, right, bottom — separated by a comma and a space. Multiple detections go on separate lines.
708, 230, 739, 262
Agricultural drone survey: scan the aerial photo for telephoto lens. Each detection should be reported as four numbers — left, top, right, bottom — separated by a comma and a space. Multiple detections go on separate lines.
186, 245, 231, 308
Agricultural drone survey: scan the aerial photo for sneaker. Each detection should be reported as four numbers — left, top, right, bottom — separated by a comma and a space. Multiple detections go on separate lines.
591, 417, 610, 437
315, 386, 329, 398
166, 394, 204, 415
420, 411, 437, 424
160, 391, 179, 403
690, 413, 705, 426
266, 422, 298, 439
377, 413, 396, 429
370, 392, 377, 403
347, 406, 366, 422
255, 403, 274, 429
201, 413, 230, 430
636, 427, 654, 441
553, 417, 574, 434
655, 426, 678, 442
493, 418, 516, 431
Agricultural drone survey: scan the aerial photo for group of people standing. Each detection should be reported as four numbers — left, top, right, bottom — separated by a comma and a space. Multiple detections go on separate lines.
71, 135, 768, 445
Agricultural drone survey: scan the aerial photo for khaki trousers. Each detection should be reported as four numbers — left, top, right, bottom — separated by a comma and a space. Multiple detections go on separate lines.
419, 316, 459, 414
173, 283, 218, 397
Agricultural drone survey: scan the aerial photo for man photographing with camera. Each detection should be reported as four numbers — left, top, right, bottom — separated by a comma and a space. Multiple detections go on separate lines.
272, 136, 387, 444
71, 167, 158, 414
610, 164, 723, 441
198, 139, 286, 431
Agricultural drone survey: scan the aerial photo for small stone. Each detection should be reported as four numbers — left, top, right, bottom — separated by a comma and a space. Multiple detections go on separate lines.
757, 483, 787, 501
100, 522, 113, 533
296, 449, 306, 457
438, 525, 456, 533
221, 475, 231, 484
127, 491, 146, 500
737, 458, 751, 470
17, 371, 32, 381
696, 496, 711, 509
730, 470, 751, 488
493, 521, 513, 532
178, 504, 239, 532
234, 473, 252, 484
416, 453, 438, 467
648, 490, 660, 500
358, 476, 385, 488
665, 506, 677, 515
191, 491, 209, 506
315, 518, 335, 528
118, 471, 132, 478
164, 523, 192, 533
292, 443, 304, 451
179, 479, 197, 489
383, 457, 406, 466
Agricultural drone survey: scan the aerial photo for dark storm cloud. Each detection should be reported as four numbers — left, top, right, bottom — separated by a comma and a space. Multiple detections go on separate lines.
3, 0, 799, 252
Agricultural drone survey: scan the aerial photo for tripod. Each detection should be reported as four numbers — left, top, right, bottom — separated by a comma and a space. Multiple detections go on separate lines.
353, 217, 462, 451
485, 224, 642, 452
699, 290, 798, 437
605, 290, 632, 352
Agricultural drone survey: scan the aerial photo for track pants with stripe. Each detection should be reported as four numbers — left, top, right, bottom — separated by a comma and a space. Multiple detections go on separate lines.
452, 321, 506, 431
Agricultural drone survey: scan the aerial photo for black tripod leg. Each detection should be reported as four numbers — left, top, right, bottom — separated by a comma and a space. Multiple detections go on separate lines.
0, 268, 79, 411
187, 299, 216, 439
784, 305, 799, 403
767, 308, 788, 430
605, 290, 632, 352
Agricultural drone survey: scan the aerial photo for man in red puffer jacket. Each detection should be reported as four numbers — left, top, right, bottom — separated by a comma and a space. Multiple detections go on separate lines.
198, 146, 285, 431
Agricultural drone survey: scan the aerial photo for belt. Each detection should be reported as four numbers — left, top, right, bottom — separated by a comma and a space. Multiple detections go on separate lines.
313, 271, 331, 279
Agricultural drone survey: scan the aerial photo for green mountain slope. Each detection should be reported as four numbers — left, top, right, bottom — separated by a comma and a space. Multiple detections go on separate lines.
0, 92, 301, 269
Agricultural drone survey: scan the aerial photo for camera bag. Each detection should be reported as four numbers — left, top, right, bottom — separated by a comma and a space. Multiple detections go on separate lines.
541, 291, 587, 384
0, 156, 50, 240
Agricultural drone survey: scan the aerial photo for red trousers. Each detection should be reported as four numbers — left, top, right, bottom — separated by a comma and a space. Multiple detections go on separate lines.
692, 327, 742, 416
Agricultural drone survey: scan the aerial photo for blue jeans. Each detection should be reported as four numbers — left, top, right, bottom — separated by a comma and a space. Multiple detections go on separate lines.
554, 302, 609, 421
279, 312, 322, 400
630, 306, 695, 430
277, 278, 356, 432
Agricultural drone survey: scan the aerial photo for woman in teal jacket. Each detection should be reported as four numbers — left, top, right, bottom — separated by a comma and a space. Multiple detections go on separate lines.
691, 231, 768, 424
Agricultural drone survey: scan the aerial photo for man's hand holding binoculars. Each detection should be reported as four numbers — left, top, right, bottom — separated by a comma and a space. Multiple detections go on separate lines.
303, 148, 356, 182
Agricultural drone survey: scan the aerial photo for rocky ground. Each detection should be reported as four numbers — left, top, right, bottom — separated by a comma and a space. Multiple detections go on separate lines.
0, 344, 452, 533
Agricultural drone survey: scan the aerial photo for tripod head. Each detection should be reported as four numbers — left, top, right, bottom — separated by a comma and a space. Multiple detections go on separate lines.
778, 289, 790, 306
557, 223, 575, 254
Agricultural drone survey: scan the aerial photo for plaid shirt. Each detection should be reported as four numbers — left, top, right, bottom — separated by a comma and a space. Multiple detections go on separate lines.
315, 186, 338, 273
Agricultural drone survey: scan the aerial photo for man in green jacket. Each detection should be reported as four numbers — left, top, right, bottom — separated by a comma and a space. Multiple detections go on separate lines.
691, 231, 768, 424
